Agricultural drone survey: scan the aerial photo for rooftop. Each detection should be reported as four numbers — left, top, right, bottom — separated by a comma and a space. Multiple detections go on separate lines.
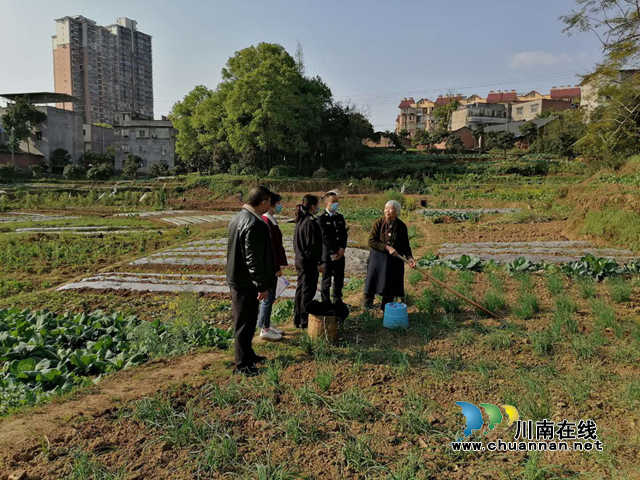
483, 117, 557, 136
0, 92, 81, 104
486, 90, 518, 103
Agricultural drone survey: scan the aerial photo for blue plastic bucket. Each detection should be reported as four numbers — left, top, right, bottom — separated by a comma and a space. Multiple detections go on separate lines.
383, 302, 409, 329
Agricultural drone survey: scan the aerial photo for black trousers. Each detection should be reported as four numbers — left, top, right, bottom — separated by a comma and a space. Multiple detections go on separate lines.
321, 257, 345, 303
231, 286, 259, 369
363, 293, 395, 312
294, 262, 320, 328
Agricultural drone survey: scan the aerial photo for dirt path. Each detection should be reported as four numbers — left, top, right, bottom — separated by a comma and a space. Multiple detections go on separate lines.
0, 350, 228, 449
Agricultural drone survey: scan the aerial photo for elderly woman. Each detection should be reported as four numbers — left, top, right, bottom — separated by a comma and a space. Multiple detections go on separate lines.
363, 200, 416, 310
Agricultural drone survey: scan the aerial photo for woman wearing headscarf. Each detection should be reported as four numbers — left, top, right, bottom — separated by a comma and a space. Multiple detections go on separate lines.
363, 200, 416, 311
293, 194, 325, 328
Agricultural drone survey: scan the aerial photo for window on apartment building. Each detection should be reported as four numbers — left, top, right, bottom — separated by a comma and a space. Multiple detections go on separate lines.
162, 148, 167, 156
122, 145, 129, 153
138, 130, 147, 138
531, 105, 539, 113
35, 132, 43, 141
516, 107, 523, 115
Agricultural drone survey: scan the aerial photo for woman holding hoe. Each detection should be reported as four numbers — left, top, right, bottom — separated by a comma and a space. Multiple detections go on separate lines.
363, 200, 416, 311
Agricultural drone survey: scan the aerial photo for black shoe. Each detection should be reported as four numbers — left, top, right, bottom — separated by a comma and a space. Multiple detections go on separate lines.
234, 366, 261, 377
252, 355, 267, 365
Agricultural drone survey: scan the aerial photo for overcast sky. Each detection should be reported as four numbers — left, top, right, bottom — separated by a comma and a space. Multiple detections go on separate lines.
0, 0, 603, 129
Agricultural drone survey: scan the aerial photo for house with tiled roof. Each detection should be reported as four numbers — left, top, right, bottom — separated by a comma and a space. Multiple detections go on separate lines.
550, 86, 581, 105
485, 90, 518, 104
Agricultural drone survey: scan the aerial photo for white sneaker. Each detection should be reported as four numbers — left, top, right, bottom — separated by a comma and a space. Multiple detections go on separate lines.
270, 326, 284, 335
260, 329, 282, 342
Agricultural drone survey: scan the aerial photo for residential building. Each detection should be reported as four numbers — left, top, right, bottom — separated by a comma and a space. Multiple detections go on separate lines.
113, 113, 175, 172
550, 85, 581, 105
485, 90, 519, 105
83, 124, 115, 154
395, 86, 582, 136
450, 103, 508, 131
0, 92, 84, 165
511, 99, 573, 121
396, 97, 417, 136
581, 70, 639, 113
53, 16, 153, 125
395, 94, 476, 135
479, 117, 557, 150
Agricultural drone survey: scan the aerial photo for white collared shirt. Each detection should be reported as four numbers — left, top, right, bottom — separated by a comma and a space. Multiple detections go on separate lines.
326, 208, 334, 217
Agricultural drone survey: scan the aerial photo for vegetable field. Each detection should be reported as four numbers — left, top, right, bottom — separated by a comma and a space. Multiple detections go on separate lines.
0, 165, 639, 479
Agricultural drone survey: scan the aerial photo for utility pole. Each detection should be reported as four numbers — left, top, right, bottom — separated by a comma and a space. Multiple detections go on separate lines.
10, 126, 15, 167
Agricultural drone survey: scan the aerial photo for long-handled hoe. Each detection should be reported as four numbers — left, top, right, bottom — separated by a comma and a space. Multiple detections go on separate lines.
399, 255, 500, 319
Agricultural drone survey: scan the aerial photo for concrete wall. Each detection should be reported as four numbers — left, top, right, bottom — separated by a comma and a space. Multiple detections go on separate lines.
83, 124, 115, 153
0, 152, 45, 169
511, 99, 572, 121
0, 106, 84, 164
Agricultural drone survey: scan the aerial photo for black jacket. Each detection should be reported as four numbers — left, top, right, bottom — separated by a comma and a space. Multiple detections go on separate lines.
317, 211, 349, 263
294, 213, 323, 266
227, 208, 277, 292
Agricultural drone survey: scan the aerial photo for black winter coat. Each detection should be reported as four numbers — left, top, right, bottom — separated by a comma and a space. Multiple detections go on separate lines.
226, 208, 277, 292
294, 213, 323, 267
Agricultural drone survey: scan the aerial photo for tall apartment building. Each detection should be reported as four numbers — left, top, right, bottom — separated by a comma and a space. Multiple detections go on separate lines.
52, 16, 153, 125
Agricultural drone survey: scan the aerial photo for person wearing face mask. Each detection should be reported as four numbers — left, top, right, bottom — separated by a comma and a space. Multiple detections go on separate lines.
227, 185, 277, 376
258, 192, 287, 341
363, 200, 417, 312
293, 194, 325, 328
317, 191, 348, 305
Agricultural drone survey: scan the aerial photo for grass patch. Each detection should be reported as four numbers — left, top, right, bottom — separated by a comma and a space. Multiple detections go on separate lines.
578, 278, 597, 299
512, 292, 540, 320
67, 450, 128, 480
591, 299, 620, 336
546, 274, 564, 296
608, 277, 632, 303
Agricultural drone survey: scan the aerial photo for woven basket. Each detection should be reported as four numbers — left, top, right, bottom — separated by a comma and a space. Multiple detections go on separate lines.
308, 314, 338, 343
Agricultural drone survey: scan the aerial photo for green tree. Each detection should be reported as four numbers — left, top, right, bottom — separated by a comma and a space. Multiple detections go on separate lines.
412, 130, 432, 148
519, 121, 539, 143
170, 43, 373, 174
488, 131, 517, 157
63, 164, 86, 180
530, 110, 585, 157
169, 85, 215, 172
87, 163, 114, 182
0, 164, 16, 183
562, 1, 640, 160
149, 161, 171, 178
446, 134, 466, 154
50, 148, 71, 174
123, 154, 141, 178
29, 164, 47, 179
433, 99, 461, 132
0, 98, 47, 153
562, 1, 640, 75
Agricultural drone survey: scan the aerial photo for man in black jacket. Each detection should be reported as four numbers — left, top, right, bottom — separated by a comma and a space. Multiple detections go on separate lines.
227, 185, 277, 376
317, 192, 348, 304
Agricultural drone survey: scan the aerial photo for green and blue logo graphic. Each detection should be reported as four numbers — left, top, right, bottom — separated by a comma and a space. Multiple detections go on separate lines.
455, 402, 519, 441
